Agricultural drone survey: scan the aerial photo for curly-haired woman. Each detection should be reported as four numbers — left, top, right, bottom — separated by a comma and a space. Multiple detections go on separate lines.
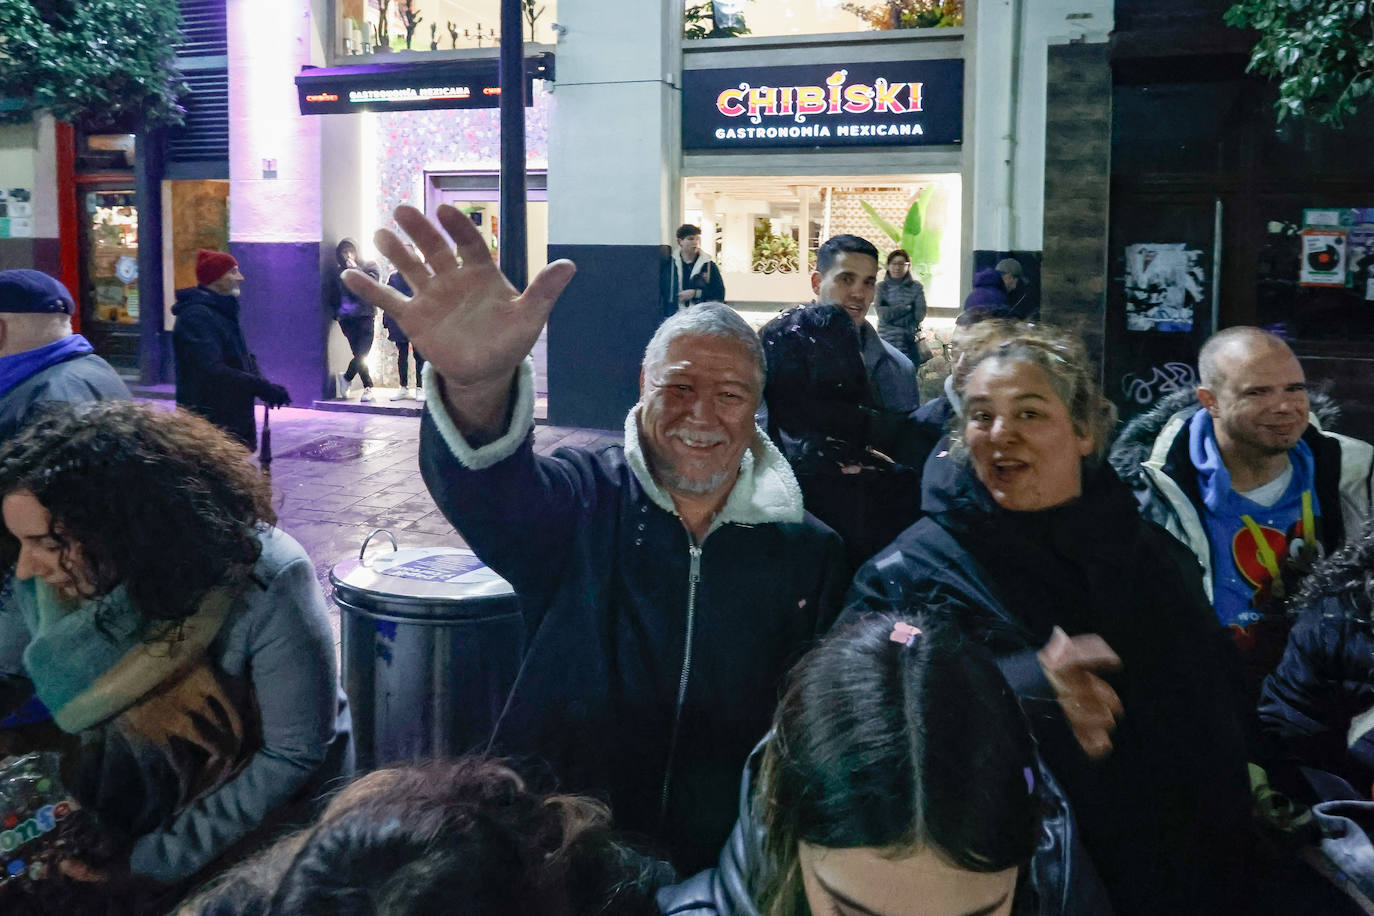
0, 402, 352, 890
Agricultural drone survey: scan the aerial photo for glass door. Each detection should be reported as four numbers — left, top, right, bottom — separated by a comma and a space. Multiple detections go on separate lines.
79, 189, 140, 371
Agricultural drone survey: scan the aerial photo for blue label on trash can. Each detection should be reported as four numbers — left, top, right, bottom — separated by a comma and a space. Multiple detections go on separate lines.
383, 554, 486, 582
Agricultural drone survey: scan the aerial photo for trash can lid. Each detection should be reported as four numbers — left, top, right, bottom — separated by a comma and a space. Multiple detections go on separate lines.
330, 546, 516, 609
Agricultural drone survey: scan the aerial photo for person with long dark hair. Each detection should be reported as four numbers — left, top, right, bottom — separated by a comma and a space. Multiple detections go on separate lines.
0, 402, 352, 892
847, 321, 1253, 916
333, 238, 379, 401
178, 757, 675, 916
658, 613, 1107, 916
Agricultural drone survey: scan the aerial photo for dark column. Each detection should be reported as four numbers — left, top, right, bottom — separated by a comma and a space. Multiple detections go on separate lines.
1040, 42, 1112, 367
135, 126, 166, 384
498, 0, 527, 289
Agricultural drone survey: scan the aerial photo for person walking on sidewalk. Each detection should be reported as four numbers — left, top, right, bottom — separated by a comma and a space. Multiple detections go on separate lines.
172, 250, 290, 449
341, 204, 847, 874
333, 238, 378, 402
384, 259, 425, 402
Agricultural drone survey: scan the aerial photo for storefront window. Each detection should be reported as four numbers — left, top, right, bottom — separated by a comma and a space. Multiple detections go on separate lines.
683, 172, 962, 320
684, 0, 962, 41
335, 0, 558, 58
84, 191, 139, 325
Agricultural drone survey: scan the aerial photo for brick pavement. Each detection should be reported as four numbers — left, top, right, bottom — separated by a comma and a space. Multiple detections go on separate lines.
160, 403, 622, 646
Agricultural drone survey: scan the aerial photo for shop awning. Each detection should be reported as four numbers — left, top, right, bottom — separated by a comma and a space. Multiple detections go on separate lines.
295, 52, 554, 115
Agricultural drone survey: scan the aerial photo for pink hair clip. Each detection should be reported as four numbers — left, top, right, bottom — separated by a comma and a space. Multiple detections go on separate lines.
889, 622, 921, 647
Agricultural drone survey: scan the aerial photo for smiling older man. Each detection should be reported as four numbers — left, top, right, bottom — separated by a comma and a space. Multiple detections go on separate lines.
342, 205, 846, 873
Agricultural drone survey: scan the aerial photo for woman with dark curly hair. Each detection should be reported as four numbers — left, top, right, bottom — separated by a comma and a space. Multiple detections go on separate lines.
177, 756, 675, 916
0, 402, 352, 893
1260, 517, 1374, 801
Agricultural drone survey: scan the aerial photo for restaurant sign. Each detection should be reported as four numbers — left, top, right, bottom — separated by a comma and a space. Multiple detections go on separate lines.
296, 54, 553, 115
682, 59, 962, 151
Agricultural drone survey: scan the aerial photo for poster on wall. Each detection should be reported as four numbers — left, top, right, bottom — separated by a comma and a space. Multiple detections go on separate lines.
1123, 242, 1204, 333
1299, 229, 1347, 287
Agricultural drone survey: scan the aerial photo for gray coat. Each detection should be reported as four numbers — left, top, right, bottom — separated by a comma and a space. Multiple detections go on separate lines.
874, 273, 926, 360
0, 351, 129, 441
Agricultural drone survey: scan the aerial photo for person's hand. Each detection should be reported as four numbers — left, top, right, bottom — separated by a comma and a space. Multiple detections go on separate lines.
259, 382, 291, 408
677, 289, 696, 304
341, 205, 575, 433
1038, 626, 1123, 759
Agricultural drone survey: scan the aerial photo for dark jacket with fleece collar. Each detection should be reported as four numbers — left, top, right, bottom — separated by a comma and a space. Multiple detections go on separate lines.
418, 360, 848, 874
172, 286, 272, 448
845, 452, 1252, 916
656, 738, 1112, 916
1108, 389, 1374, 605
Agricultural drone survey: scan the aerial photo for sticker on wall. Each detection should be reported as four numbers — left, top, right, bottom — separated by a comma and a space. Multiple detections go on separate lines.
1299, 229, 1347, 287
115, 256, 139, 284
1123, 242, 1204, 333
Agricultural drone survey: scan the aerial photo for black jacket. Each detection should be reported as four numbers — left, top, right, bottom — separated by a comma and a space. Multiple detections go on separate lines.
1259, 592, 1374, 802
172, 286, 271, 448
656, 739, 1112, 916
846, 453, 1253, 916
419, 396, 847, 873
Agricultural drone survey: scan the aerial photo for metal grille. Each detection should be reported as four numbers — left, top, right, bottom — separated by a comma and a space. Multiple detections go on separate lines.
177, 0, 228, 58
167, 67, 228, 164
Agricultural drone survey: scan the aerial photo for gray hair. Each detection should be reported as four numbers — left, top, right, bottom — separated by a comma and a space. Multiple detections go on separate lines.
642, 302, 766, 388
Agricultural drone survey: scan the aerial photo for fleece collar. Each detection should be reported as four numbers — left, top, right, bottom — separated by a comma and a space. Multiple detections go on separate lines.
622, 407, 805, 532
672, 250, 714, 282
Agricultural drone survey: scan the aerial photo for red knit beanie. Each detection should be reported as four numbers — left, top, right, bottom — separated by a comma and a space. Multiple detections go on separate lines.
196, 249, 239, 286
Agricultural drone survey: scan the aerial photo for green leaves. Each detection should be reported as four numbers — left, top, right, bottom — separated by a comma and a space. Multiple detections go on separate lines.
1227, 0, 1374, 126
0, 0, 187, 127
861, 186, 945, 286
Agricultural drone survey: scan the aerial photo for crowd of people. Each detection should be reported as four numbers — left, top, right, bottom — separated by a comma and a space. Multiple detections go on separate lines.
0, 194, 1371, 915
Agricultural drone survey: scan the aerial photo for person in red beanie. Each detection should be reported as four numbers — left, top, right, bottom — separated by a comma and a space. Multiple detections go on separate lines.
171, 250, 290, 448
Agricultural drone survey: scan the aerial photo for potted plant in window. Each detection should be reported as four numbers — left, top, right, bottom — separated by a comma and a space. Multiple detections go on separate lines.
400, 0, 423, 51
375, 0, 392, 52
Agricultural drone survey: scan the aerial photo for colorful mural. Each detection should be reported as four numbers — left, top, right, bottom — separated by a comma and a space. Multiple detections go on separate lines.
374, 86, 551, 235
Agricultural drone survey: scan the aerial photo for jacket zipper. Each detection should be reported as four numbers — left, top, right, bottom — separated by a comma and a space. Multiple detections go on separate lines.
659, 542, 702, 828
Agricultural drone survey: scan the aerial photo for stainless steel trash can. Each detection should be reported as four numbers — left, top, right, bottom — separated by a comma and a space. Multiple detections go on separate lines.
331, 540, 524, 771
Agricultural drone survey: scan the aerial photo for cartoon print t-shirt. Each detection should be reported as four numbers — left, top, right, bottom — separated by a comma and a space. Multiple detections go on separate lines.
1189, 409, 1324, 629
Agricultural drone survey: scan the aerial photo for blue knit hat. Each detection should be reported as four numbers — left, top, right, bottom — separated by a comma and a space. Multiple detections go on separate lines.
0, 270, 76, 315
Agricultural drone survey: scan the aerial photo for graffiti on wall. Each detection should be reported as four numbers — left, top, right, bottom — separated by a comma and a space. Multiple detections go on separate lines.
1121, 361, 1198, 406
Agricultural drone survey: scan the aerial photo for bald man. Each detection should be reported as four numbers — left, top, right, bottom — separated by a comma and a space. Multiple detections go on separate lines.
1111, 327, 1373, 690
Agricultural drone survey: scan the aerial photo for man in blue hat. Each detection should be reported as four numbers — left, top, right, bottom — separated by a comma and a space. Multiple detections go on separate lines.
0, 270, 129, 440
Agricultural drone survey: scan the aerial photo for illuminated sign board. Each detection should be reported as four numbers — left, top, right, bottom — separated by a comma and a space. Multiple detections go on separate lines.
296, 54, 553, 115
682, 59, 962, 150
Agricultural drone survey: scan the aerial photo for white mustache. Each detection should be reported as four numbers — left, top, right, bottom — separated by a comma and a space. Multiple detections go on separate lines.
666, 428, 727, 448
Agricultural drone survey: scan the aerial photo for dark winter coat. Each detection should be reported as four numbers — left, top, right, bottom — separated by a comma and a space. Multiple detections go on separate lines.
418, 364, 848, 873
759, 303, 926, 474
961, 267, 1010, 319
1259, 592, 1374, 802
0, 349, 129, 441
874, 272, 926, 359
846, 453, 1253, 916
1108, 389, 1374, 607
333, 239, 378, 321
656, 739, 1113, 916
172, 286, 271, 448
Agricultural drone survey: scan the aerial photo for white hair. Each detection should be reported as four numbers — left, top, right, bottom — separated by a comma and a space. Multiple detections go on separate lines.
642, 303, 765, 387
